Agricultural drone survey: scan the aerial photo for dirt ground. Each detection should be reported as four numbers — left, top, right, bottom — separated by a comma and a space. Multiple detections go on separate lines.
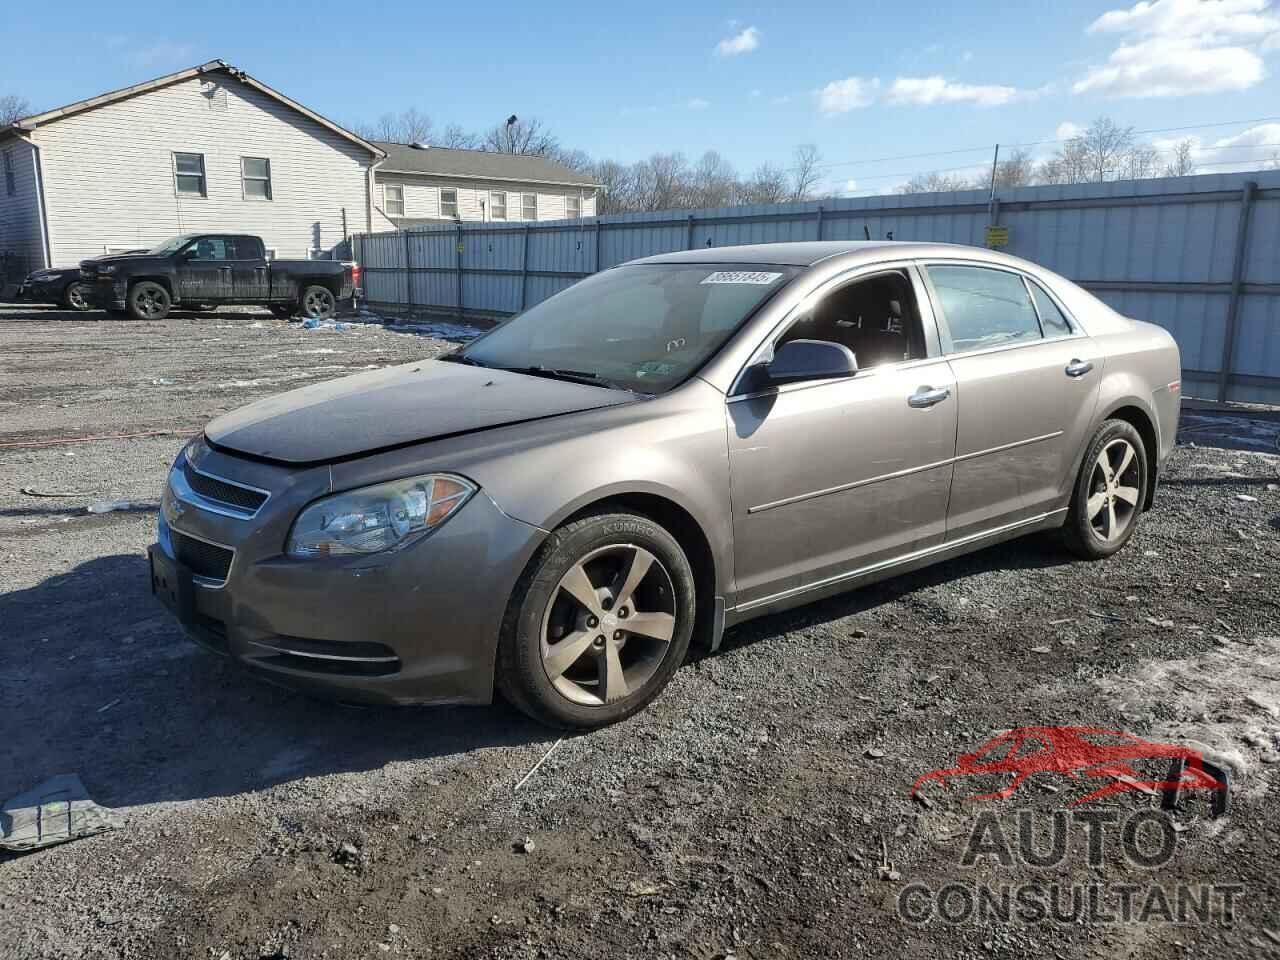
1, 304, 1278, 960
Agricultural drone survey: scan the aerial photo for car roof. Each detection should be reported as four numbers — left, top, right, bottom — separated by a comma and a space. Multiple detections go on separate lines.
632, 240, 1039, 270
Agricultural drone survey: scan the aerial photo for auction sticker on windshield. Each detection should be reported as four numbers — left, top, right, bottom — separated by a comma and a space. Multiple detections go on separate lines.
701, 271, 784, 285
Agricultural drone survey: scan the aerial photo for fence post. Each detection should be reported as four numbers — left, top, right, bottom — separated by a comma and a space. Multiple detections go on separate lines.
686, 214, 695, 250
815, 204, 825, 241
594, 219, 602, 274
1218, 180, 1257, 403
455, 223, 464, 322
403, 230, 414, 312
520, 224, 531, 311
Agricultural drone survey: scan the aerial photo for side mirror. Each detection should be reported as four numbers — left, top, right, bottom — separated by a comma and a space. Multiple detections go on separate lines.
765, 339, 858, 385
180, 249, 197, 261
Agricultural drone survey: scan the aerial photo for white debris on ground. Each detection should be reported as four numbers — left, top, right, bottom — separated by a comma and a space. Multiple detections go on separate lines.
1093, 636, 1280, 799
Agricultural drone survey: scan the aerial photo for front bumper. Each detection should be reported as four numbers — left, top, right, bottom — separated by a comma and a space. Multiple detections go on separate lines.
151, 445, 544, 705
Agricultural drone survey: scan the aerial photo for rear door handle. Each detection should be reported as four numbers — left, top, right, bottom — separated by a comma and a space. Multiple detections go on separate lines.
908, 386, 951, 408
1065, 358, 1094, 378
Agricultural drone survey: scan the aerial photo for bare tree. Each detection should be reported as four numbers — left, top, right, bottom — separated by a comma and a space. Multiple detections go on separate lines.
354, 108, 436, 144
1163, 139, 1197, 177
1076, 117, 1136, 182
483, 117, 560, 157
689, 151, 739, 208
992, 148, 1035, 188
589, 159, 639, 214
1122, 144, 1161, 180
1, 94, 31, 126
740, 164, 790, 204
1038, 137, 1092, 185
440, 123, 480, 150
789, 144, 822, 201
895, 171, 976, 194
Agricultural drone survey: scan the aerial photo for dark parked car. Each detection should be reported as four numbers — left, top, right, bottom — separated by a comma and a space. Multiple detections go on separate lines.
15, 252, 145, 310
149, 241, 1180, 729
79, 233, 357, 321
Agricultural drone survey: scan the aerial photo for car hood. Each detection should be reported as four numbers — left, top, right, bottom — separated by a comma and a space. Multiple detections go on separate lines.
204, 359, 637, 464
79, 253, 156, 270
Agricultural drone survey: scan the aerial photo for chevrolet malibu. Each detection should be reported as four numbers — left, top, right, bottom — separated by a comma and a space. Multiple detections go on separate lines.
150, 241, 1181, 729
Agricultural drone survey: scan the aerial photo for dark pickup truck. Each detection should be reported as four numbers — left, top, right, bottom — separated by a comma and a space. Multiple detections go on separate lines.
80, 233, 358, 321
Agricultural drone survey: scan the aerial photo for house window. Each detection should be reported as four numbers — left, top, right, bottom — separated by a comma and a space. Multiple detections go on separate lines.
522, 193, 537, 220
384, 184, 405, 217
490, 191, 507, 220
241, 157, 272, 200
440, 188, 458, 219
566, 194, 581, 219
3, 150, 14, 196
173, 152, 207, 197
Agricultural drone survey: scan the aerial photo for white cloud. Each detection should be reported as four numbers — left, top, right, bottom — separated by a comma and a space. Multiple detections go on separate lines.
815, 77, 879, 114
1056, 121, 1085, 140
1153, 122, 1280, 170
715, 26, 761, 57
1075, 0, 1278, 97
843, 178, 859, 194
886, 75, 1024, 106
1263, 30, 1280, 49
686, 97, 711, 110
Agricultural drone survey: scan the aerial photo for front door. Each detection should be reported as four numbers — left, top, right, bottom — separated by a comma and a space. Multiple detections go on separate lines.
727, 266, 957, 610
176, 236, 234, 301
921, 262, 1101, 540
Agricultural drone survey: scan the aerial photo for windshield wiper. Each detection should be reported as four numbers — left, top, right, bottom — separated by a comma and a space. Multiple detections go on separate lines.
440, 353, 487, 367
501, 365, 627, 390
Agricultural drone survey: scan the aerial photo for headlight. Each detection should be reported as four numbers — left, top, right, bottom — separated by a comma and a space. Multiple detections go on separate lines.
100, 265, 117, 275
286, 474, 476, 558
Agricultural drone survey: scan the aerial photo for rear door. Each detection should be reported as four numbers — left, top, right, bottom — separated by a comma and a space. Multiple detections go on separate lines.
726, 265, 957, 610
920, 262, 1100, 540
176, 236, 234, 301
229, 236, 270, 300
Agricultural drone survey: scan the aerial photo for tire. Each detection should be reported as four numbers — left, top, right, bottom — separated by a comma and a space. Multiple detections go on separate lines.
128, 281, 171, 321
1063, 419, 1148, 560
62, 281, 93, 312
300, 285, 336, 321
269, 304, 294, 319
496, 511, 696, 729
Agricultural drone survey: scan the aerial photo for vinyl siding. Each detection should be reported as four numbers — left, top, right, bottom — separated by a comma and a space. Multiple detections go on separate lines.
374, 172, 597, 226
33, 74, 375, 265
0, 138, 48, 273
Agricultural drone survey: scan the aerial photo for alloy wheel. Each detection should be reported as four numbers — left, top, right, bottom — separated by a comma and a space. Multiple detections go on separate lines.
67, 284, 89, 310
303, 288, 335, 319
133, 287, 168, 319
1086, 438, 1141, 542
539, 544, 677, 707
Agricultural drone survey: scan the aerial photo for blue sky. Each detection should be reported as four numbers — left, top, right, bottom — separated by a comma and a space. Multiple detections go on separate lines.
4, 0, 1280, 194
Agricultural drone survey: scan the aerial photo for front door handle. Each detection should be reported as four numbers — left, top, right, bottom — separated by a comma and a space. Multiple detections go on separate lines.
908, 386, 951, 408
1065, 358, 1094, 378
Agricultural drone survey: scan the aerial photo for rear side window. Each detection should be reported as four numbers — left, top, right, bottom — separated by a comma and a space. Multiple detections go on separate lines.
1028, 279, 1073, 337
927, 265, 1042, 353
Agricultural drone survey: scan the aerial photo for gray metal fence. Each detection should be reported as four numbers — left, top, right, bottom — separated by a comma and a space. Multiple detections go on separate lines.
353, 170, 1280, 405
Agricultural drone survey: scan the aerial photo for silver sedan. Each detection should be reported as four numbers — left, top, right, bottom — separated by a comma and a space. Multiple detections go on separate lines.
149, 242, 1181, 728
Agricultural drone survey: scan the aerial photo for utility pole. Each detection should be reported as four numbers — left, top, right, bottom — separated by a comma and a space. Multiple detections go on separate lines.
987, 143, 1000, 214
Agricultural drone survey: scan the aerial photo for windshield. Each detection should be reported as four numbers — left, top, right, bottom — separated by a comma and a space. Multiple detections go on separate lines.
147, 234, 197, 256
458, 263, 798, 393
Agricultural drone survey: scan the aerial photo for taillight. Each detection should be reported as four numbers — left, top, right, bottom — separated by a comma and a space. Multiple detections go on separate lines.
351, 264, 362, 288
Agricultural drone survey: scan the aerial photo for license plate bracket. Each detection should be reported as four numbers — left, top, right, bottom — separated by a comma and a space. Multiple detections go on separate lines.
148, 544, 196, 625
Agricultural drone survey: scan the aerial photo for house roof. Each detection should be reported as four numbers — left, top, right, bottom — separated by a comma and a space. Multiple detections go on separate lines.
374, 141, 599, 189
7, 60, 384, 159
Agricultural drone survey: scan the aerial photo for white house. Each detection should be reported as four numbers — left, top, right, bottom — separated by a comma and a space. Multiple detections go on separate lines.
0, 60, 385, 278
371, 141, 598, 229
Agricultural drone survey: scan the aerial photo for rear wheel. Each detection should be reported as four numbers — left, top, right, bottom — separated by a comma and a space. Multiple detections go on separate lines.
62, 281, 93, 312
496, 512, 695, 729
1063, 419, 1148, 560
128, 281, 171, 321
300, 285, 336, 321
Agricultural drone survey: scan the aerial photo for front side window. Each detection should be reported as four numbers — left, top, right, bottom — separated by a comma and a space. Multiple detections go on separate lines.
384, 184, 405, 217
926, 264, 1042, 353
522, 193, 537, 220
241, 157, 272, 200
1027, 279, 1073, 338
173, 152, 206, 197
458, 262, 799, 394
566, 194, 581, 218
440, 188, 458, 219
183, 236, 233, 261
778, 269, 927, 369
491, 191, 507, 220
3, 150, 14, 196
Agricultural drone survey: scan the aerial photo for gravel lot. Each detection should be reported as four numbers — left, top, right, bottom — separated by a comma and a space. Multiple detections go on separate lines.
1, 304, 1278, 960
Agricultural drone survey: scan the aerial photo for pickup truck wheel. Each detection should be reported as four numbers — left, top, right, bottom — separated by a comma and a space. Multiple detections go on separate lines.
301, 286, 336, 321
128, 281, 171, 321
62, 282, 93, 312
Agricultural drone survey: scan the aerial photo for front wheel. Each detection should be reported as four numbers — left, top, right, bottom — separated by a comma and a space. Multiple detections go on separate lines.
496, 512, 696, 729
128, 281, 171, 321
300, 285, 336, 321
1063, 419, 1148, 560
63, 281, 93, 312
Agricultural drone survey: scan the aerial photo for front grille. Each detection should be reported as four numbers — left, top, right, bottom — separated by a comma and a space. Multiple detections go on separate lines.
181, 460, 268, 514
171, 530, 234, 583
